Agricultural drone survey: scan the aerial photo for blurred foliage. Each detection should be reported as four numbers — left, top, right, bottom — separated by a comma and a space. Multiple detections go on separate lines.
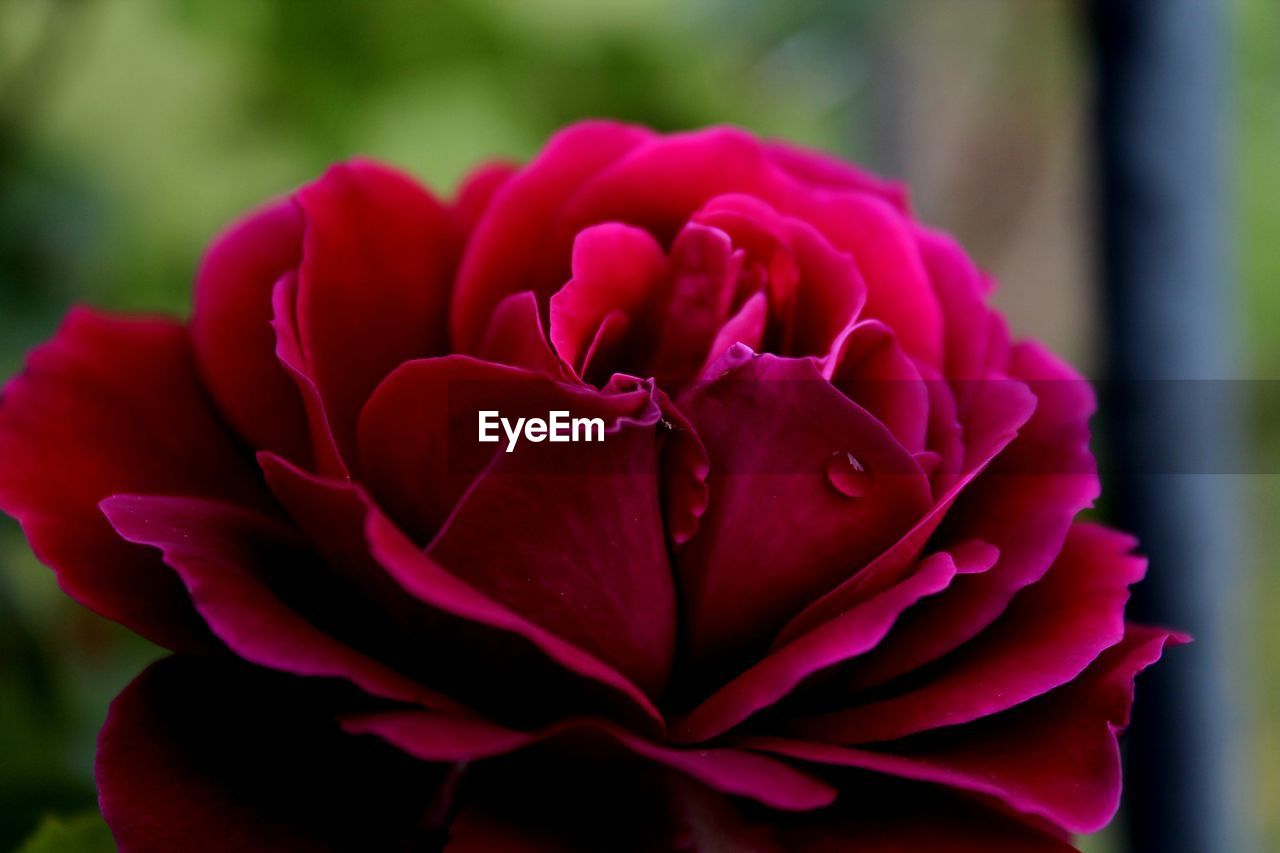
1240, 0, 1280, 375
16, 813, 114, 853
0, 0, 1275, 849
1238, 0, 1280, 846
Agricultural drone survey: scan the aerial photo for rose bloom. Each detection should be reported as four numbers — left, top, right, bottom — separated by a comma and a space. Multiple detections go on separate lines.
0, 123, 1182, 852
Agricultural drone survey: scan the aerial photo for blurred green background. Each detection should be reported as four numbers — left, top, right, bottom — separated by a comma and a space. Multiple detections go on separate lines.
0, 0, 1274, 850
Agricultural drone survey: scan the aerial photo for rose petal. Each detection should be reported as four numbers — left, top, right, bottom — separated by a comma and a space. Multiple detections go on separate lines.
98, 657, 449, 852
786, 191, 943, 366
271, 272, 346, 475
755, 626, 1185, 834
367, 507, 667, 729
445, 769, 1077, 852
261, 452, 665, 730
191, 199, 310, 462
101, 494, 459, 711
642, 381, 710, 547
422, 382, 679, 696
702, 291, 768, 377
345, 711, 836, 812
259, 451, 400, 595
290, 159, 461, 462
915, 226, 1000, 382
773, 785, 1080, 852
548, 223, 668, 377
773, 371, 1037, 648
692, 194, 866, 359
560, 127, 781, 245
555, 130, 943, 366
477, 291, 569, 377
356, 354, 656, 544
646, 223, 743, 383
442, 774, 780, 852
792, 523, 1144, 742
827, 319, 930, 455
675, 352, 933, 665
452, 121, 656, 350
0, 309, 269, 651
837, 344, 1099, 690
672, 546, 983, 743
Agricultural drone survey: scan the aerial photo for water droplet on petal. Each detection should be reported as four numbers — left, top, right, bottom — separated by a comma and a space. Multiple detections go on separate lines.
826, 451, 877, 498
714, 342, 758, 380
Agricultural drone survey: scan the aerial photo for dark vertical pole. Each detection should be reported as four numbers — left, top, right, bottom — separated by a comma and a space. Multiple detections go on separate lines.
1090, 2, 1248, 853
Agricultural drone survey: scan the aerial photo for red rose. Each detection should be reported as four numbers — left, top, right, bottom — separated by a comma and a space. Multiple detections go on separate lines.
0, 122, 1181, 852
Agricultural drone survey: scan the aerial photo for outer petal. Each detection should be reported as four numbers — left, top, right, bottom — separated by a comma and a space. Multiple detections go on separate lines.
443, 772, 1076, 853
445, 805, 667, 853
98, 657, 449, 853
757, 626, 1185, 835
792, 524, 1143, 743
774, 786, 1080, 852
344, 711, 836, 812
191, 199, 310, 462
290, 160, 461, 463
100, 494, 459, 711
426, 413, 677, 695
0, 309, 269, 651
367, 506, 667, 730
260, 453, 666, 731
837, 344, 1099, 690
358, 356, 679, 694
442, 769, 753, 852
272, 272, 346, 475
672, 546, 981, 743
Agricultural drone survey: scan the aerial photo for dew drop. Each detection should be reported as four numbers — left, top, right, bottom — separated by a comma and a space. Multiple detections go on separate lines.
826, 451, 877, 498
